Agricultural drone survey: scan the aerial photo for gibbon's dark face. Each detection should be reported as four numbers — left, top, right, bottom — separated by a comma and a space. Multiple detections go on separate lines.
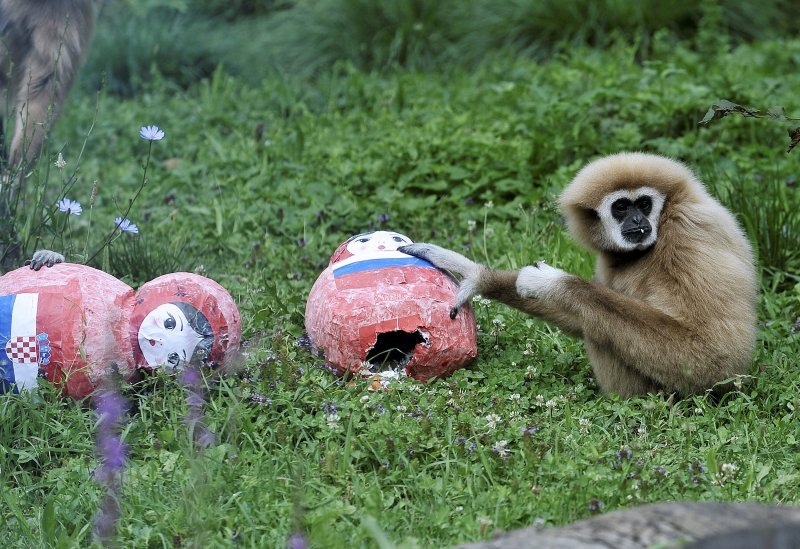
612, 195, 652, 243
597, 187, 665, 252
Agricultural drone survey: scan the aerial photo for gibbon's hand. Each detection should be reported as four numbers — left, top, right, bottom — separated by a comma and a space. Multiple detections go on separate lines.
516, 261, 566, 299
398, 243, 481, 318
26, 250, 65, 271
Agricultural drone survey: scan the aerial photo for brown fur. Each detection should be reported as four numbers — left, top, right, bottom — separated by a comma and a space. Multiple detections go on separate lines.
403, 153, 758, 397
0, 0, 95, 179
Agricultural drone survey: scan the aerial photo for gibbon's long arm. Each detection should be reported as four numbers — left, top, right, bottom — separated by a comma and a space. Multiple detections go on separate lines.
402, 243, 722, 392
398, 243, 585, 336
517, 265, 721, 392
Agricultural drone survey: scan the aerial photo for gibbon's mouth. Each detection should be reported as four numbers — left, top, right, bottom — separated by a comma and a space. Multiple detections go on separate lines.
622, 226, 652, 243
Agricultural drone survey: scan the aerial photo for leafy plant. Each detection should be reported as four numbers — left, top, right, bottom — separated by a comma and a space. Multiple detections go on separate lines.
700, 99, 800, 153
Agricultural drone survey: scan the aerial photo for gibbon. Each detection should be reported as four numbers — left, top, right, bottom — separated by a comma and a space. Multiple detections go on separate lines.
400, 152, 758, 397
0, 0, 95, 179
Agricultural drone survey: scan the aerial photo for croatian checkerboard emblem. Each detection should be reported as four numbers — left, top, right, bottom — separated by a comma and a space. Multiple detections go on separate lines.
6, 336, 39, 363
1, 293, 48, 393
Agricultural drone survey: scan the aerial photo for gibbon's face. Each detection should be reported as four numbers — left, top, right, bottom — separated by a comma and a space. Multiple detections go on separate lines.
137, 303, 205, 371
597, 187, 665, 252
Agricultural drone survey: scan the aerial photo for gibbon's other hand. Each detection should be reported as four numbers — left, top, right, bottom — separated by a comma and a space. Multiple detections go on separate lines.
26, 250, 65, 270
398, 243, 481, 318
516, 261, 567, 299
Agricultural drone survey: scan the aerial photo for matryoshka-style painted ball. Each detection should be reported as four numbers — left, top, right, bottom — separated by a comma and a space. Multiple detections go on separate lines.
305, 230, 478, 382
0, 262, 241, 399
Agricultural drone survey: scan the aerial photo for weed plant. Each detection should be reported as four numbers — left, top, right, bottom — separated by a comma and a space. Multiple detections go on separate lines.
84, 0, 800, 93
2, 16, 800, 549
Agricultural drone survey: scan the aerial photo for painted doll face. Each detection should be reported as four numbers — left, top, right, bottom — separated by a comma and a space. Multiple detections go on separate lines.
137, 303, 205, 370
345, 231, 412, 256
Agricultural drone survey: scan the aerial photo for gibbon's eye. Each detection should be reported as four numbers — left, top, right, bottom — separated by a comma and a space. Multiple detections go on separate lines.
167, 352, 180, 365
635, 196, 652, 216
392, 236, 405, 243
357, 237, 370, 243
164, 314, 176, 330
611, 199, 631, 220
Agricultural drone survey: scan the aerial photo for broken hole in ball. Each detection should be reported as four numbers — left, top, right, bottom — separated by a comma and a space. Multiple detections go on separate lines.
366, 330, 427, 372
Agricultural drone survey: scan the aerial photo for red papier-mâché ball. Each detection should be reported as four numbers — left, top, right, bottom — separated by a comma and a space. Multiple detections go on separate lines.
0, 262, 241, 399
305, 231, 478, 382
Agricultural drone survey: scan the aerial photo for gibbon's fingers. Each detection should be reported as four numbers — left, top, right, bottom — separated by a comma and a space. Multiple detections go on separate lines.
399, 243, 482, 318
516, 261, 568, 299
399, 243, 479, 278
26, 250, 65, 271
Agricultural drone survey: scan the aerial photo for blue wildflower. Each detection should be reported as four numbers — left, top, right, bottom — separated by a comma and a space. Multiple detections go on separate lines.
139, 125, 165, 141
58, 198, 82, 215
114, 217, 139, 234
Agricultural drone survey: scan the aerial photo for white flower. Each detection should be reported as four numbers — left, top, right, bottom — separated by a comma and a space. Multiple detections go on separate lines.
54, 152, 67, 169
492, 440, 510, 459
485, 414, 501, 429
721, 463, 738, 477
508, 393, 521, 401
545, 399, 557, 409
326, 413, 341, 429
139, 125, 165, 140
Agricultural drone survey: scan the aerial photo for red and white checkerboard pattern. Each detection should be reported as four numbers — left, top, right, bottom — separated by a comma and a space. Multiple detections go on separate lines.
5, 336, 38, 363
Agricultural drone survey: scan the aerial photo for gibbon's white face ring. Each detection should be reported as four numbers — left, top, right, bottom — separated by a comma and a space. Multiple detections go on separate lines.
597, 187, 665, 252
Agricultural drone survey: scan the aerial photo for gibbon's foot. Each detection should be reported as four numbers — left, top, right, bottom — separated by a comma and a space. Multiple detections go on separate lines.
515, 261, 566, 299
399, 243, 481, 317
26, 250, 65, 271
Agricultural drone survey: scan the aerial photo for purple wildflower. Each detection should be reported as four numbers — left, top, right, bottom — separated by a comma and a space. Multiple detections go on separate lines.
251, 393, 272, 407
287, 532, 308, 549
182, 363, 215, 449
791, 317, 800, 334
378, 213, 390, 224
467, 442, 477, 452
322, 401, 337, 415
521, 426, 538, 436
92, 374, 129, 543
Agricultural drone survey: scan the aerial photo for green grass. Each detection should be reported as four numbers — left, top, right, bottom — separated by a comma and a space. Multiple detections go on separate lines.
2, 30, 800, 549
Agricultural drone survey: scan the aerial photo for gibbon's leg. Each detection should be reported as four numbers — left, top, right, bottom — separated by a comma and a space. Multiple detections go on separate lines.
398, 243, 584, 336
517, 263, 711, 392
584, 343, 663, 396
8, 12, 86, 175
9, 67, 59, 174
